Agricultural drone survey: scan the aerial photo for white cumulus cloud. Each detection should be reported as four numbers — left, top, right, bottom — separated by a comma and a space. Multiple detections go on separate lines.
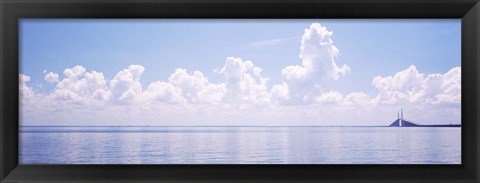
142, 81, 186, 104
19, 74, 34, 98
44, 72, 59, 83
217, 57, 270, 105
168, 68, 226, 104
297, 23, 350, 81
273, 23, 350, 105
372, 65, 461, 105
53, 65, 110, 102
315, 91, 344, 104
109, 65, 145, 103
141, 68, 226, 105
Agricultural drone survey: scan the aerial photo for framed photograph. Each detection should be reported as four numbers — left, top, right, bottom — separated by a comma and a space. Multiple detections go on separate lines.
1, 0, 479, 182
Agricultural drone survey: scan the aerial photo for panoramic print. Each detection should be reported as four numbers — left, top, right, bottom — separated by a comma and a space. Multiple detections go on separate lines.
19, 19, 461, 164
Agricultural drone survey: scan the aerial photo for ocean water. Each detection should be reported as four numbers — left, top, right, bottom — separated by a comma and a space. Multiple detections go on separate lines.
19, 126, 461, 164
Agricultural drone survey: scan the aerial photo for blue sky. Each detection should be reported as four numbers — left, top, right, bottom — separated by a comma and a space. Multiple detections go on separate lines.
19, 19, 461, 126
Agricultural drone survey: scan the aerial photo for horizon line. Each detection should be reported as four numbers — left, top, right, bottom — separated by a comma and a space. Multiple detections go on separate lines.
20, 124, 461, 127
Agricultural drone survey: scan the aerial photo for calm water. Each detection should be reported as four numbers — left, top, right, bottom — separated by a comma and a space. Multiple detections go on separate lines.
20, 126, 461, 164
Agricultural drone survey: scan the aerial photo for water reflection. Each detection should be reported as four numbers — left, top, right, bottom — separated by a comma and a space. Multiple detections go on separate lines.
20, 126, 461, 164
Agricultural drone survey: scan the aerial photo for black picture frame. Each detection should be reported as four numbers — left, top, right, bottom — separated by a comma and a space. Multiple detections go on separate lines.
1, 0, 479, 182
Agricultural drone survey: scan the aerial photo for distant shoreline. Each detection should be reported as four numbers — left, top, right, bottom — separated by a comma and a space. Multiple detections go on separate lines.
19, 125, 461, 128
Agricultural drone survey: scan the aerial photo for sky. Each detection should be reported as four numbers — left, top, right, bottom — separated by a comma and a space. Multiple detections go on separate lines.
19, 19, 461, 126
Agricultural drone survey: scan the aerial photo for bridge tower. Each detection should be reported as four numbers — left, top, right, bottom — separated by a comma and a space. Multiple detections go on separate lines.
401, 109, 403, 120
400, 109, 403, 127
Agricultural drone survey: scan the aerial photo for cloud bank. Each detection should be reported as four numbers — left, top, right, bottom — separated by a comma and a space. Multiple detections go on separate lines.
20, 23, 461, 126
372, 65, 461, 105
